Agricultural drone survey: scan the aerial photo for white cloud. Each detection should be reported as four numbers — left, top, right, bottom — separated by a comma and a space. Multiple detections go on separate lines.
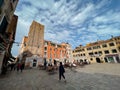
93, 11, 120, 23
12, 0, 120, 56
70, 3, 94, 25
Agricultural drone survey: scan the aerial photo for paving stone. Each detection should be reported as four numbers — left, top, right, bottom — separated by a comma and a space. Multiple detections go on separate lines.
0, 64, 120, 90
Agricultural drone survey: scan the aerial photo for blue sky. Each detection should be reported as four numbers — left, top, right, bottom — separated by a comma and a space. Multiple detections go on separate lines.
11, 0, 120, 56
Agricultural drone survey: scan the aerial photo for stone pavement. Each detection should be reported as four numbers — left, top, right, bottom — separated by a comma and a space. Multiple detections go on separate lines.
0, 63, 120, 90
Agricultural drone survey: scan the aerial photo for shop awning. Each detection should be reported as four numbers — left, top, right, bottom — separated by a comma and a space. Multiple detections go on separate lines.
55, 59, 60, 62
8, 61, 12, 64
8, 58, 15, 64
106, 54, 118, 57
10, 58, 15, 62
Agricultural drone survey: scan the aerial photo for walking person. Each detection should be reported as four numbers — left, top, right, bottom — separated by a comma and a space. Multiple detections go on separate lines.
13, 63, 16, 71
17, 63, 21, 72
20, 63, 24, 72
59, 62, 66, 82
10, 64, 14, 71
44, 58, 47, 70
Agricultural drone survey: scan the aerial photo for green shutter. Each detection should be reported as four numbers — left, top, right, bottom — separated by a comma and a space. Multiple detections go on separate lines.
0, 0, 4, 7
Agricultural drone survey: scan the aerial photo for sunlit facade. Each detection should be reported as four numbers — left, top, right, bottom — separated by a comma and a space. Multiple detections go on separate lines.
19, 21, 44, 67
44, 41, 72, 64
73, 36, 120, 63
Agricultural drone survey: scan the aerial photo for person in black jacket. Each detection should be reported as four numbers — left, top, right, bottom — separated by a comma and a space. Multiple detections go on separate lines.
59, 62, 66, 82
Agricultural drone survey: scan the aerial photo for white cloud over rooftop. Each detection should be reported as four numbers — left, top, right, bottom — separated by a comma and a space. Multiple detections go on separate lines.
12, 0, 120, 56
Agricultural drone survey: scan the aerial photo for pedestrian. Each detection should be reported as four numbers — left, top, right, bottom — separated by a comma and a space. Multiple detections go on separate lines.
10, 64, 14, 71
44, 58, 47, 70
59, 62, 66, 82
17, 63, 21, 72
20, 63, 24, 72
13, 64, 16, 70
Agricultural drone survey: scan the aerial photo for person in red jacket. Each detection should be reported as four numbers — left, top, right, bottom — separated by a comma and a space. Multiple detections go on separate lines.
17, 63, 21, 72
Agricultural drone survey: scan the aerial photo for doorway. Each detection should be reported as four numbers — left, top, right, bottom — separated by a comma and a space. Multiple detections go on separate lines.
96, 58, 101, 63
33, 59, 37, 67
0, 16, 8, 33
104, 57, 108, 63
108, 57, 114, 63
116, 56, 120, 63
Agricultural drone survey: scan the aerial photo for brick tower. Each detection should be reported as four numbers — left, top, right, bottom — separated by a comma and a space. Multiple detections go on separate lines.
27, 21, 44, 58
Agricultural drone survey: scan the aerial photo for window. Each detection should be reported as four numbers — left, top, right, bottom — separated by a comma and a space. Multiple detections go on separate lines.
102, 44, 107, 48
112, 49, 117, 53
97, 46, 101, 48
118, 47, 120, 52
104, 50, 109, 54
82, 49, 85, 51
57, 45, 61, 47
10, 0, 16, 3
109, 42, 115, 46
89, 52, 93, 56
44, 47, 47, 50
87, 47, 92, 50
93, 46, 97, 49
51, 43, 55, 46
98, 51, 102, 55
45, 42, 48, 46
90, 58, 93, 61
93, 46, 101, 49
0, 0, 4, 7
0, 16, 8, 33
44, 52, 47, 55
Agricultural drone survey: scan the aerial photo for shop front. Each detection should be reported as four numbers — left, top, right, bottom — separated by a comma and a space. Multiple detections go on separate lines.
105, 54, 120, 63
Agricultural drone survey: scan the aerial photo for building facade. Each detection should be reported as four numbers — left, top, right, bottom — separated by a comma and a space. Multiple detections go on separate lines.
73, 36, 120, 64
61, 42, 73, 63
19, 21, 44, 68
44, 41, 72, 64
0, 0, 18, 74
27, 21, 44, 57
19, 21, 73, 67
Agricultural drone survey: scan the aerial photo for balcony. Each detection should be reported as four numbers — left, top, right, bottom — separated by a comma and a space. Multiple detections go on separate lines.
44, 44, 47, 47
44, 49, 47, 52
44, 55, 47, 58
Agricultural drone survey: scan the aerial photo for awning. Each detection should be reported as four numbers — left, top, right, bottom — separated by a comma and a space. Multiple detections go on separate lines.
8, 58, 15, 64
8, 61, 12, 64
106, 54, 118, 57
55, 59, 59, 61
10, 58, 15, 62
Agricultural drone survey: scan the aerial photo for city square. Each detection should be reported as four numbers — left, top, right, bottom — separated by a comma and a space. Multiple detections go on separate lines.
0, 63, 120, 90
0, 0, 120, 90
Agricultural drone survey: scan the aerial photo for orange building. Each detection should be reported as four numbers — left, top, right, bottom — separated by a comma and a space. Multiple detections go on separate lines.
19, 21, 73, 67
44, 40, 67, 64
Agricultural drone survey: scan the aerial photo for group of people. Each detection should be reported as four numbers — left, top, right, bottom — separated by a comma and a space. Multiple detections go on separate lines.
16, 63, 24, 72
10, 59, 66, 82
10, 62, 24, 72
